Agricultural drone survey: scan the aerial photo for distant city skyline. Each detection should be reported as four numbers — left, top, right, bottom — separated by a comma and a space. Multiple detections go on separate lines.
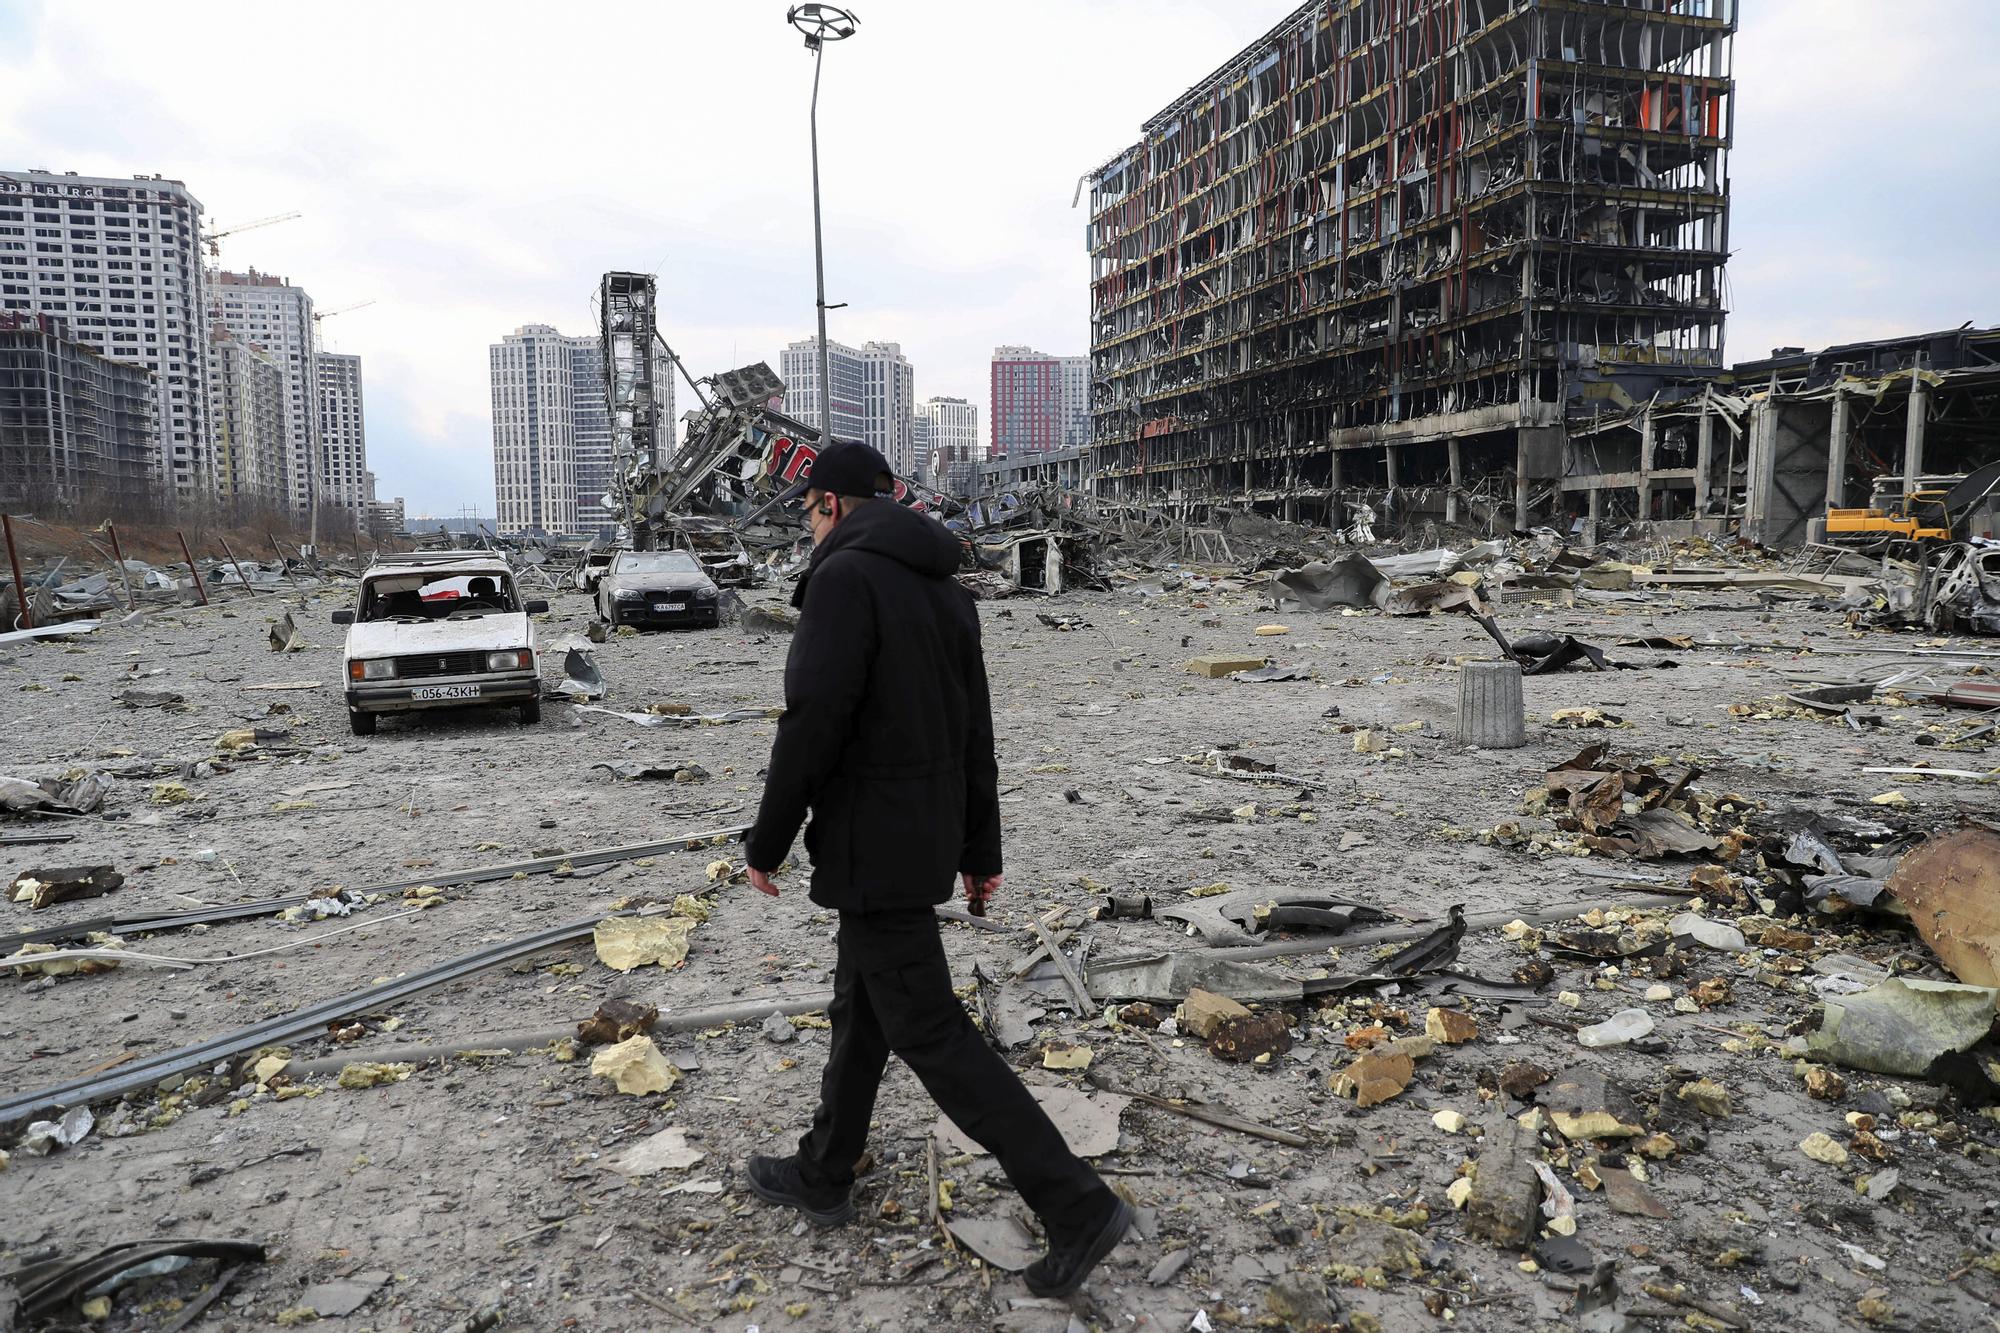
2, 3, 1992, 514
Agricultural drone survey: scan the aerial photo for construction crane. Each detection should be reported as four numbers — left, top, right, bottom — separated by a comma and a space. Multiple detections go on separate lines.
204, 211, 301, 258
311, 300, 377, 350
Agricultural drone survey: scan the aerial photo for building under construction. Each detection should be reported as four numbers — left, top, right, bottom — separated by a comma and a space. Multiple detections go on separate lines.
1084, 0, 1735, 532
0, 312, 157, 512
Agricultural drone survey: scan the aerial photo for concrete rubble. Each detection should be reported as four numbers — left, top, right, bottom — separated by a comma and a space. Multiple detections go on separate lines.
3, 503, 2000, 1333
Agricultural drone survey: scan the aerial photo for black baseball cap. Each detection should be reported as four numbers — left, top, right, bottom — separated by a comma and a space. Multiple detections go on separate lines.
778, 439, 896, 506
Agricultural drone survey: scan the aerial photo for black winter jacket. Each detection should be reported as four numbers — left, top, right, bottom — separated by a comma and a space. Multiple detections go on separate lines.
744, 501, 1001, 911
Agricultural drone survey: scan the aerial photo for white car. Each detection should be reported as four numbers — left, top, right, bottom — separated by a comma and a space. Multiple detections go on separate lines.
331, 551, 547, 736
574, 549, 617, 593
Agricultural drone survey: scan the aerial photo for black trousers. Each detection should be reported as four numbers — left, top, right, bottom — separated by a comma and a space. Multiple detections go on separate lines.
795, 910, 1113, 1239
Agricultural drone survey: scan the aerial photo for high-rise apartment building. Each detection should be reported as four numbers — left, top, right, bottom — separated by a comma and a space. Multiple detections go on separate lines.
779, 336, 866, 446
0, 312, 156, 511
209, 270, 319, 516
918, 395, 980, 494
0, 171, 209, 496
1083, 1, 1733, 527
912, 413, 932, 487
990, 346, 1088, 457
205, 326, 288, 511
316, 352, 369, 523
861, 341, 916, 478
489, 324, 634, 537
780, 336, 916, 476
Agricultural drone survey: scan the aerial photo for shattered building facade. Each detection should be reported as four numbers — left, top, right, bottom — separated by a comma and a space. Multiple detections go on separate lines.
1083, 0, 1735, 531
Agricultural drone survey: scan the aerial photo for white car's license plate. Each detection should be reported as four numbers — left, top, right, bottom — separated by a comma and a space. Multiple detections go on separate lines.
412, 684, 480, 701
653, 602, 685, 612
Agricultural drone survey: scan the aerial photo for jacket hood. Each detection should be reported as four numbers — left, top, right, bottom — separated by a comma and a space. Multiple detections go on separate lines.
811, 501, 961, 580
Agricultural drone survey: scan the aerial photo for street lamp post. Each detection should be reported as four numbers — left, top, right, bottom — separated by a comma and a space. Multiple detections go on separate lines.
786, 4, 859, 446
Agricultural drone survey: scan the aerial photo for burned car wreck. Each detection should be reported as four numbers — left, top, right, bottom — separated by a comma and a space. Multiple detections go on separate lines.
666, 519, 759, 588
1917, 542, 2000, 635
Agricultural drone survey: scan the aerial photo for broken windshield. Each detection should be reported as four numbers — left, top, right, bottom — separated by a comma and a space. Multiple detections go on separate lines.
359, 572, 520, 622
613, 552, 703, 576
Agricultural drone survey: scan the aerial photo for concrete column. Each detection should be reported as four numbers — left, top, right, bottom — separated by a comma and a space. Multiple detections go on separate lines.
1693, 400, 1715, 515
1636, 410, 1657, 520
1825, 390, 1851, 509
1902, 363, 1928, 495
1329, 447, 1345, 532
1515, 426, 1565, 530
1586, 485, 1603, 545
1384, 444, 1400, 489
1446, 438, 1463, 524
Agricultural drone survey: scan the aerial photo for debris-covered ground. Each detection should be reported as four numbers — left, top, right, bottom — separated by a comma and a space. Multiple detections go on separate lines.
4, 545, 2000, 1332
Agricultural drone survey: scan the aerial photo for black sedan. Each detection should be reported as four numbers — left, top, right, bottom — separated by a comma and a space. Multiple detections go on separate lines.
596, 550, 721, 630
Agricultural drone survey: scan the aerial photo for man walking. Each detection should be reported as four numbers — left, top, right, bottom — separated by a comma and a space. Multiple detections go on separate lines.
741, 441, 1130, 1298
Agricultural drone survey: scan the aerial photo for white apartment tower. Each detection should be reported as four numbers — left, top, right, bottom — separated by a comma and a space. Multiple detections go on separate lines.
912, 413, 932, 487
204, 326, 287, 511
209, 270, 318, 515
316, 352, 368, 523
780, 336, 916, 475
918, 396, 979, 494
0, 171, 210, 495
489, 324, 625, 536
861, 341, 916, 478
568, 334, 612, 516
779, 336, 866, 445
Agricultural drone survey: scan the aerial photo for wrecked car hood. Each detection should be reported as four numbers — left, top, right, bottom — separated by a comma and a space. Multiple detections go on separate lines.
602, 573, 714, 596
344, 614, 534, 658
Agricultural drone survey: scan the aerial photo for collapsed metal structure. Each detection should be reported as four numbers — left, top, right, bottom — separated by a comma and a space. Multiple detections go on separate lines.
1083, 0, 1736, 531
597, 272, 669, 546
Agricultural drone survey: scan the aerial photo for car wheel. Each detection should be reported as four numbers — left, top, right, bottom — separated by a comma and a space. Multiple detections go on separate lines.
519, 699, 542, 725
349, 710, 377, 736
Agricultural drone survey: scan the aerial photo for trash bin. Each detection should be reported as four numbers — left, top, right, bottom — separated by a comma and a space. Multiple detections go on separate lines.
1458, 659, 1526, 748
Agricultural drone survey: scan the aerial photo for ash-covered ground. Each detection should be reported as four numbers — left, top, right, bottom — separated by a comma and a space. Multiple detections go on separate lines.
2, 568, 1997, 1332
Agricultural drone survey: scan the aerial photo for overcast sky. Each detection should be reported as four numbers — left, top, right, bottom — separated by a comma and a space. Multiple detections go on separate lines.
3, 0, 1995, 518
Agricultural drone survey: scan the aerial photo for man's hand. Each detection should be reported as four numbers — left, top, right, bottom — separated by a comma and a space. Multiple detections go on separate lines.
748, 867, 780, 898
961, 872, 1002, 916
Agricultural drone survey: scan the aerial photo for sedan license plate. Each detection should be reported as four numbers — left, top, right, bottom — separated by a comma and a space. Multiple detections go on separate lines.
411, 684, 480, 701
653, 601, 685, 612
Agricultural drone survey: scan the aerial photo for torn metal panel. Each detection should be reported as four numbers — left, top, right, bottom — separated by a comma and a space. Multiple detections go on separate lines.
1268, 554, 1388, 610
1084, 951, 1303, 1005
1157, 888, 1392, 947
1887, 824, 2000, 987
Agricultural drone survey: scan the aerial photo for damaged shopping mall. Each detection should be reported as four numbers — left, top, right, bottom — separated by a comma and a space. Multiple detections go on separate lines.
1078, 0, 1995, 541
1084, 0, 1738, 531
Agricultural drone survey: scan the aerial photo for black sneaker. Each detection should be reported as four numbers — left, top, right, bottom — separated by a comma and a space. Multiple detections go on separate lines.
744, 1154, 856, 1226
1024, 1197, 1134, 1298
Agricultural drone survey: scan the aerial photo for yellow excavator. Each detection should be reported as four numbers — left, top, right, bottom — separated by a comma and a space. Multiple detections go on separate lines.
1825, 462, 2000, 554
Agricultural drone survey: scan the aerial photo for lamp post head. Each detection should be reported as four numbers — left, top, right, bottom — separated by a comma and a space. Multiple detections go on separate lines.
786, 3, 859, 51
